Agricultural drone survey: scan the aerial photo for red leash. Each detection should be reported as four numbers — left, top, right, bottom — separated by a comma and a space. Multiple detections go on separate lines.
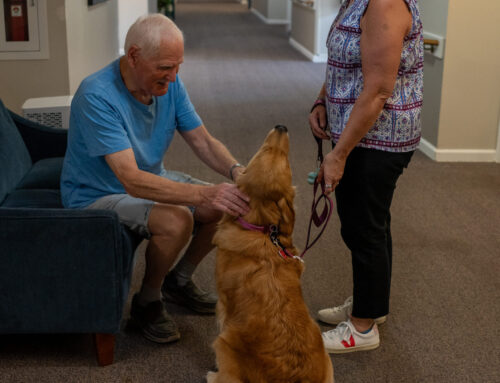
300, 136, 334, 258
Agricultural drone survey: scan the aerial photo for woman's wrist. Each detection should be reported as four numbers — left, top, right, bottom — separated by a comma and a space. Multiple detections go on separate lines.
331, 143, 349, 162
310, 98, 326, 113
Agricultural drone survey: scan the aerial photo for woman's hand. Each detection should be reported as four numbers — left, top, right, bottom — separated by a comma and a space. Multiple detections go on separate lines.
317, 150, 346, 195
308, 104, 330, 140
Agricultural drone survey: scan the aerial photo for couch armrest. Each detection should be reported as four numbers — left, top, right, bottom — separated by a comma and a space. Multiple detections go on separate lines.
0, 208, 136, 334
9, 111, 67, 163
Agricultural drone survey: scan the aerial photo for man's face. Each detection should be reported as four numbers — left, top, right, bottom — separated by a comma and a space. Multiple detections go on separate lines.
133, 39, 184, 97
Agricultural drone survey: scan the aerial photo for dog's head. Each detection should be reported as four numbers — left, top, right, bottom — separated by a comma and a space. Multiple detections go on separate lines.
236, 125, 295, 236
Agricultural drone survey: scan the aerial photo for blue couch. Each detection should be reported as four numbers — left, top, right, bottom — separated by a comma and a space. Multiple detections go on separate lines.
0, 99, 142, 366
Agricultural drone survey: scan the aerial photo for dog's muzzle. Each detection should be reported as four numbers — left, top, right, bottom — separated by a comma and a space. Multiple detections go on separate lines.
274, 125, 288, 133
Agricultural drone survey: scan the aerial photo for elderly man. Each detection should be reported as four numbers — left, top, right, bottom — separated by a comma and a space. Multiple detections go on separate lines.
60, 14, 249, 344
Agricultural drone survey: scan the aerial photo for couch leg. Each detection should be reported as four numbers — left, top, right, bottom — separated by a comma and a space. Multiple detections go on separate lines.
94, 333, 115, 366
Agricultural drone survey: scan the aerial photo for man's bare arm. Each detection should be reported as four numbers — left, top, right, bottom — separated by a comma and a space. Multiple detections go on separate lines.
105, 148, 249, 216
180, 125, 244, 181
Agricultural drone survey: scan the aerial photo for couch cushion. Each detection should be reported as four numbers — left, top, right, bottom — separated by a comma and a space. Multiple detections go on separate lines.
1, 189, 62, 208
0, 99, 32, 204
16, 157, 64, 190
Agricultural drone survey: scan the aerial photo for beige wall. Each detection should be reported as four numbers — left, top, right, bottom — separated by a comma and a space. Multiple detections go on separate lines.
290, 1, 343, 61
0, 0, 69, 113
291, 3, 315, 53
253, 0, 287, 21
420, 0, 449, 147
317, 0, 341, 56
420, 0, 448, 36
253, 0, 268, 18
267, 0, 288, 20
118, 0, 149, 56
422, 57, 444, 146
438, 0, 500, 150
65, 0, 120, 94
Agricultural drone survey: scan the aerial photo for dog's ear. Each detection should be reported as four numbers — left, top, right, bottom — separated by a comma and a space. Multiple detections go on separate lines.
277, 190, 295, 236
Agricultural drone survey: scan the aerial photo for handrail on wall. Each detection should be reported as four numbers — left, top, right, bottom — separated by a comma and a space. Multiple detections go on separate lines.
424, 38, 440, 53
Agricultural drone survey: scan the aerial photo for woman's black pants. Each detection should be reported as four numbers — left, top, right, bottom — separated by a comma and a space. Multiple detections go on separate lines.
334, 146, 414, 319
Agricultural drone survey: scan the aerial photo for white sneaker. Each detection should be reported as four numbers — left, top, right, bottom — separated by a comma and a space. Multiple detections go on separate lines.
317, 296, 387, 325
322, 320, 380, 354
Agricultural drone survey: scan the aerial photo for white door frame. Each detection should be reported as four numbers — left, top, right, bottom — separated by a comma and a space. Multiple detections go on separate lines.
496, 106, 500, 163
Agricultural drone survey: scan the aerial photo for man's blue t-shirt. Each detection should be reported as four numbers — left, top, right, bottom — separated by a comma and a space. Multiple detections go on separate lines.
61, 59, 202, 208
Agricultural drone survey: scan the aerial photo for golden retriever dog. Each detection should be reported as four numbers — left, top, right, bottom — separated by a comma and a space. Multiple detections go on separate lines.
207, 125, 334, 383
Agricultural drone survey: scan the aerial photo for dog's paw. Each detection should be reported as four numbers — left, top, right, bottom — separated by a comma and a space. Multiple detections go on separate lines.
206, 371, 217, 383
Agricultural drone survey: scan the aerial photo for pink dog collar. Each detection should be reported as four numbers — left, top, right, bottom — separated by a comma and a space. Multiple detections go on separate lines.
236, 217, 300, 261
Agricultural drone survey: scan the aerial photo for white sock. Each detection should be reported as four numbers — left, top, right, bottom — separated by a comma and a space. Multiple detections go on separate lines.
138, 283, 161, 306
172, 259, 197, 286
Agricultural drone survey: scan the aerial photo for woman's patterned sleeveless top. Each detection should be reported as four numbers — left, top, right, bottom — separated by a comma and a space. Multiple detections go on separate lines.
326, 0, 424, 152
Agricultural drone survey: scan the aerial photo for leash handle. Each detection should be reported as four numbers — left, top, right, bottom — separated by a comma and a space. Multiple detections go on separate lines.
300, 134, 333, 258
311, 181, 329, 225
312, 136, 328, 224
300, 177, 334, 258
300, 181, 333, 258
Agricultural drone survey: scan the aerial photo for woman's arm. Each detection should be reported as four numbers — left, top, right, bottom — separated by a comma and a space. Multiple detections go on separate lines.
319, 0, 412, 192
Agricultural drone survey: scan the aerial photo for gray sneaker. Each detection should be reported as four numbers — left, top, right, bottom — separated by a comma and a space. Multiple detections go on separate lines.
130, 294, 180, 344
162, 273, 217, 314
318, 296, 387, 325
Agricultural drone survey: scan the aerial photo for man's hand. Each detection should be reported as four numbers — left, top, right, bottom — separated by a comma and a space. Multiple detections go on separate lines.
309, 105, 330, 140
317, 151, 346, 195
200, 183, 250, 217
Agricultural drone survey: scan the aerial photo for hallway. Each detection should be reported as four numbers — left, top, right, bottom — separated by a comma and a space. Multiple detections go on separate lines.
0, 2, 498, 382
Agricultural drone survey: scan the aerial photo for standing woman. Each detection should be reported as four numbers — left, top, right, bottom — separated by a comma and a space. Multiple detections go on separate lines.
309, 0, 423, 353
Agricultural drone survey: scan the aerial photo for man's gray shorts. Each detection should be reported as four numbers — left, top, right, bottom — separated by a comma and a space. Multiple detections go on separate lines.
85, 170, 210, 239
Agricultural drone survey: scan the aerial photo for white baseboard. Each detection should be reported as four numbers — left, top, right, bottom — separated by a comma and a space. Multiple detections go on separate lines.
250, 8, 289, 25
497, 118, 500, 162
417, 138, 437, 160
418, 137, 497, 162
289, 38, 327, 63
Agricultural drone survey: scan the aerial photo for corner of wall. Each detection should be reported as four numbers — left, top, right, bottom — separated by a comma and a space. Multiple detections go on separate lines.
433, 0, 500, 161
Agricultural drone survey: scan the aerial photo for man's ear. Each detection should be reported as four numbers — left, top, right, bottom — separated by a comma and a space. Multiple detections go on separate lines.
127, 45, 141, 68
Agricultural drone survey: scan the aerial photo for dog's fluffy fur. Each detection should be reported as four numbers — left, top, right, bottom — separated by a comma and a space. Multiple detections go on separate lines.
208, 127, 334, 383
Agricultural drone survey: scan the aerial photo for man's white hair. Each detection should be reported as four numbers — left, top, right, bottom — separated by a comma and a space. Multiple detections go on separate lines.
124, 14, 183, 58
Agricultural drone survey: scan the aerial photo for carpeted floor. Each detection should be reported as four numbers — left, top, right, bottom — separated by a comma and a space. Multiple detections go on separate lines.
0, 2, 499, 382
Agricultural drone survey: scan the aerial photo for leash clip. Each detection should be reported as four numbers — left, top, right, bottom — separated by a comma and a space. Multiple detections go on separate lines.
293, 255, 305, 263
269, 224, 279, 235
268, 226, 297, 261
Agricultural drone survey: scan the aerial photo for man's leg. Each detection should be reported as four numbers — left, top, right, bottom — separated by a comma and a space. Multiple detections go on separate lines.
86, 195, 193, 343
142, 203, 195, 291
171, 206, 221, 276
131, 203, 195, 343
163, 205, 222, 313
155, 169, 222, 313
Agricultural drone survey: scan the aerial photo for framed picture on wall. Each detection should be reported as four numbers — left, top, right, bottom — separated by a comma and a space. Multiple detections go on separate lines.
88, 0, 108, 6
